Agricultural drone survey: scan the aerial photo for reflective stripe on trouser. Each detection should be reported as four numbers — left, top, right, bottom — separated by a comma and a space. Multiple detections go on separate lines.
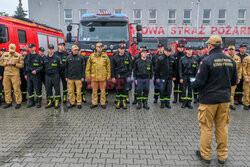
91, 81, 106, 105
181, 77, 193, 101
230, 85, 237, 105
116, 78, 127, 100
27, 74, 42, 100
136, 79, 150, 101
3, 75, 22, 104
154, 79, 160, 98
159, 79, 172, 101
45, 74, 60, 100
68, 79, 82, 105
243, 82, 250, 106
198, 103, 230, 161
60, 71, 68, 95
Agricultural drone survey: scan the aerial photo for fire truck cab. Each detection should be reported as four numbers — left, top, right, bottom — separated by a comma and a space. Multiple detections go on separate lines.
0, 16, 65, 54
66, 12, 142, 57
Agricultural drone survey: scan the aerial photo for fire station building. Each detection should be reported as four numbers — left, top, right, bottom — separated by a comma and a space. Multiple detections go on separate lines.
28, 0, 250, 51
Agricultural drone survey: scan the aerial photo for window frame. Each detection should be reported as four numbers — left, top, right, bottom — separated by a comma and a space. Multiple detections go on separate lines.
202, 9, 211, 24
99, 9, 107, 13
183, 9, 192, 24
218, 9, 226, 24
79, 9, 87, 20
168, 9, 176, 24
148, 9, 157, 24
114, 9, 122, 14
237, 9, 246, 24
133, 9, 142, 24
64, 9, 73, 24
17, 29, 27, 44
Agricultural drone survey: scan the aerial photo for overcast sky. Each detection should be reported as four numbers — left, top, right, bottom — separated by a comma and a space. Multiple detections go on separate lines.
0, 0, 28, 16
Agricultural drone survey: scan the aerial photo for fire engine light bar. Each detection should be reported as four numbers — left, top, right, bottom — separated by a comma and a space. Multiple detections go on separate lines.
96, 12, 112, 16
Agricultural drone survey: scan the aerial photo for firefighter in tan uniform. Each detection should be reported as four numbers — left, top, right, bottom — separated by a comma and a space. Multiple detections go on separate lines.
0, 44, 24, 109
227, 45, 242, 110
192, 36, 238, 165
242, 55, 250, 110
86, 43, 111, 109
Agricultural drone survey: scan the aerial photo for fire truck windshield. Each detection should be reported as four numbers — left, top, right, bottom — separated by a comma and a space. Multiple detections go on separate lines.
78, 21, 129, 42
185, 40, 205, 49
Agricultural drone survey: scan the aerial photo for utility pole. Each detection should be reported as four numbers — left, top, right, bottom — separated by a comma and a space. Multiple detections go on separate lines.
58, 0, 61, 29
196, 0, 200, 31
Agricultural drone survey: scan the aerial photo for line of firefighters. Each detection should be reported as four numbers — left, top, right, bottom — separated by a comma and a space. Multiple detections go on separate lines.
0, 41, 249, 110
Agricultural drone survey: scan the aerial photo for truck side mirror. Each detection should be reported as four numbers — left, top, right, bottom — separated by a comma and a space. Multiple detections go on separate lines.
67, 25, 72, 32
66, 32, 72, 42
136, 33, 142, 43
136, 25, 142, 31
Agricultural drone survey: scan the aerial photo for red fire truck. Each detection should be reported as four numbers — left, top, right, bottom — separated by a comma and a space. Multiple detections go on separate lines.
169, 38, 206, 55
66, 12, 142, 56
0, 16, 65, 54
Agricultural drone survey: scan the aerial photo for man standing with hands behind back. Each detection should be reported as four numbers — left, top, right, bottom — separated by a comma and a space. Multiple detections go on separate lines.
192, 35, 238, 165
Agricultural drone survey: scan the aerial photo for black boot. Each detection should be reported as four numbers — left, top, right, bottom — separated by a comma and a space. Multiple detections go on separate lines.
82, 94, 86, 103
160, 101, 165, 108
179, 94, 183, 103
143, 100, 150, 110
165, 100, 171, 109
230, 105, 236, 110
54, 99, 60, 109
3, 103, 12, 109
153, 96, 158, 103
193, 94, 198, 103
173, 92, 178, 103
22, 94, 27, 102
116, 99, 121, 109
122, 99, 127, 109
187, 100, 193, 109
181, 100, 187, 108
243, 105, 249, 110
45, 99, 54, 109
15, 104, 21, 109
132, 95, 137, 105
36, 98, 42, 108
126, 95, 130, 104
27, 97, 35, 108
137, 100, 142, 110
63, 94, 67, 103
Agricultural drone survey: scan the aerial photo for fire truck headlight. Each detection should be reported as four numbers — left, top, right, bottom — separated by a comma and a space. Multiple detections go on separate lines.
91, 45, 95, 50
104, 45, 108, 50
109, 45, 114, 50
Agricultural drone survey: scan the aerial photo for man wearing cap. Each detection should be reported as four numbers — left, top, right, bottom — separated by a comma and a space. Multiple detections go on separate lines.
155, 47, 176, 109
20, 48, 28, 102
0, 48, 6, 105
111, 44, 132, 110
54, 43, 68, 103
134, 48, 153, 110
192, 35, 238, 164
39, 47, 46, 90
179, 46, 198, 109
86, 43, 111, 109
152, 43, 164, 103
24, 43, 43, 108
65, 45, 85, 109
227, 46, 242, 110
235, 44, 248, 105
173, 43, 185, 103
242, 54, 250, 110
0, 44, 24, 109
44, 44, 62, 109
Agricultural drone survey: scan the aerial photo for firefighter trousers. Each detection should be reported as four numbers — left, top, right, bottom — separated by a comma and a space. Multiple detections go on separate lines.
235, 79, 243, 101
45, 74, 60, 100
115, 78, 127, 100
159, 79, 172, 102
173, 77, 183, 96
153, 79, 160, 99
3, 75, 22, 104
91, 81, 106, 105
60, 71, 67, 95
20, 74, 27, 98
136, 79, 150, 101
181, 76, 193, 101
230, 85, 237, 105
243, 81, 250, 106
27, 74, 42, 100
68, 79, 82, 105
198, 102, 230, 161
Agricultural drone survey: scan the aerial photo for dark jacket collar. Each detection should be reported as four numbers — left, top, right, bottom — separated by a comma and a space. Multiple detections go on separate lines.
209, 48, 222, 55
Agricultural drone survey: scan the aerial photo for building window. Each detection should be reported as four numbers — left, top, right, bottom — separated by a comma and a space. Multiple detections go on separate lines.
133, 9, 142, 24
237, 9, 246, 24
79, 9, 87, 20
168, 9, 176, 24
203, 9, 211, 24
183, 9, 191, 24
99, 9, 107, 13
114, 9, 122, 14
148, 9, 157, 24
218, 9, 226, 24
18, 30, 27, 43
64, 9, 72, 24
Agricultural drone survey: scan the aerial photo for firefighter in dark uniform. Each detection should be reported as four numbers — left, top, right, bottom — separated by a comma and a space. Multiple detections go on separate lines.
0, 48, 6, 105
173, 43, 185, 103
24, 43, 43, 108
179, 46, 198, 109
20, 48, 28, 102
39, 47, 46, 87
54, 42, 68, 103
193, 35, 238, 165
43, 44, 62, 109
152, 43, 164, 103
134, 49, 153, 110
111, 44, 132, 109
132, 45, 147, 105
234, 43, 248, 105
155, 47, 176, 109
193, 46, 204, 103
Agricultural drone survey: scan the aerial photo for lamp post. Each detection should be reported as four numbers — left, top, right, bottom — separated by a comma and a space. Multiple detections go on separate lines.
58, 0, 61, 29
196, 0, 200, 30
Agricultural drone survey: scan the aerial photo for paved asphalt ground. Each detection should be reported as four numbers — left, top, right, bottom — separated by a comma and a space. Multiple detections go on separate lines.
0, 91, 250, 167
